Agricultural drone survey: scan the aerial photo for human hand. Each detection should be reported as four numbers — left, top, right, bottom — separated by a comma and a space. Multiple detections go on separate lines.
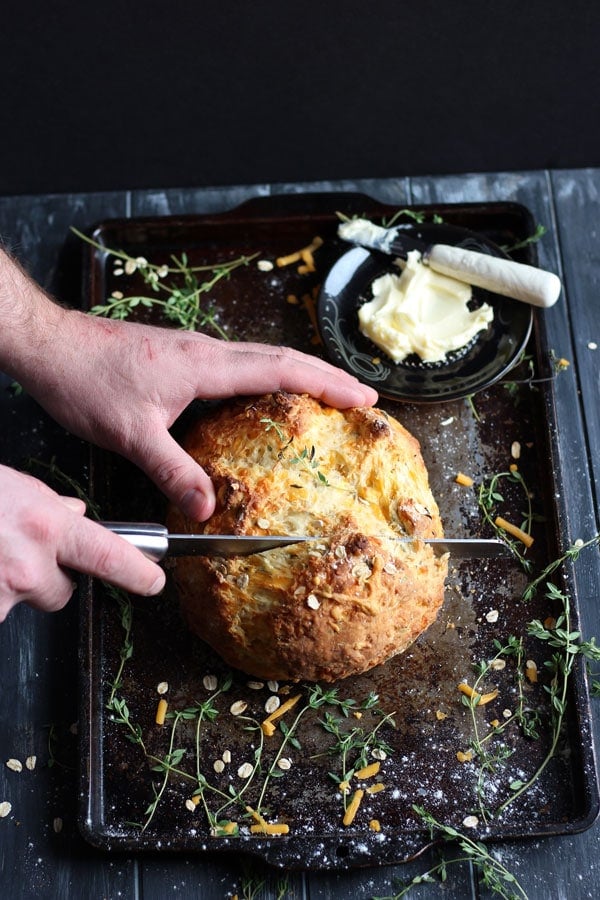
0, 465, 165, 621
24, 310, 378, 520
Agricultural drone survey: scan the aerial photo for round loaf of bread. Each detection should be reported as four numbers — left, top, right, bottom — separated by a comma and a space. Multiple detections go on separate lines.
167, 392, 447, 682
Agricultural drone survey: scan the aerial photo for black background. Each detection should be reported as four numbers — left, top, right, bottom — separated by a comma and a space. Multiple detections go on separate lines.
1, 1, 599, 196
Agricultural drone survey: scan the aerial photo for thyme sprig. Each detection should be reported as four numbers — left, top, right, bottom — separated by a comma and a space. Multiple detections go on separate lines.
143, 709, 187, 829
382, 209, 444, 228
477, 467, 538, 570
107, 695, 146, 754
335, 209, 444, 238
26, 456, 102, 519
105, 587, 134, 708
321, 710, 395, 804
501, 222, 547, 253
503, 350, 571, 402
260, 416, 334, 488
104, 651, 395, 834
499, 581, 600, 814
441, 435, 600, 889
373, 806, 527, 900
238, 873, 267, 900
459, 636, 541, 824
72, 226, 257, 336
472, 458, 600, 817
469, 349, 569, 416
522, 533, 600, 601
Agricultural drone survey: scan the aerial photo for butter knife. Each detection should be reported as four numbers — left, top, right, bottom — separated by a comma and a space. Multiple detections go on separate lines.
101, 522, 513, 563
337, 218, 561, 308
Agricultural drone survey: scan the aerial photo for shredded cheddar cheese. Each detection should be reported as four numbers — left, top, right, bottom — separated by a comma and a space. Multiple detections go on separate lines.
155, 698, 168, 725
354, 761, 380, 780
458, 683, 498, 706
458, 683, 479, 701
276, 251, 302, 267
366, 782, 385, 795
455, 472, 474, 487
260, 693, 301, 738
300, 292, 322, 345
246, 807, 289, 835
276, 236, 323, 269
250, 822, 290, 835
343, 789, 364, 826
260, 720, 276, 737
246, 805, 266, 826
480, 689, 499, 705
494, 516, 534, 548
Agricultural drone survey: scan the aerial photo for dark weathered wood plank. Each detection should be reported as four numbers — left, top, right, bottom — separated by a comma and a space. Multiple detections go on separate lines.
130, 183, 272, 217
266, 177, 413, 206
550, 169, 600, 507
308, 849, 475, 899
0, 190, 141, 900
2, 173, 600, 899
130, 176, 412, 218
139, 857, 305, 900
405, 169, 600, 900
0, 191, 128, 292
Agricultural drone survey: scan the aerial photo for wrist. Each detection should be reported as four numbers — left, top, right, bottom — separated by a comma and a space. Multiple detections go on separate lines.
0, 248, 67, 383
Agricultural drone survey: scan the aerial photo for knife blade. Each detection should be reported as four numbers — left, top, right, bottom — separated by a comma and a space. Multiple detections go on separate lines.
101, 522, 513, 563
337, 218, 561, 308
101, 522, 303, 562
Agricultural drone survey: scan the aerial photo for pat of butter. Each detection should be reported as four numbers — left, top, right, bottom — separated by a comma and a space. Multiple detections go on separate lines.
358, 251, 494, 364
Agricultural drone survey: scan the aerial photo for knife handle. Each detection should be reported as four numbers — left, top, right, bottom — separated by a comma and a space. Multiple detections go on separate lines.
427, 243, 561, 308
100, 521, 169, 563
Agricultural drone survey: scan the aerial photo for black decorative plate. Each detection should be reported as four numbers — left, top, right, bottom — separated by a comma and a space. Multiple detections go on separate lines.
317, 223, 533, 402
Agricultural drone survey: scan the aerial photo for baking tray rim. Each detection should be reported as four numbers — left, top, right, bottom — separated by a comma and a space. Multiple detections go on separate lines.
77, 193, 600, 867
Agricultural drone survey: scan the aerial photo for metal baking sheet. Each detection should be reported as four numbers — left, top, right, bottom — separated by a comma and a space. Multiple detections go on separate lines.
78, 194, 599, 868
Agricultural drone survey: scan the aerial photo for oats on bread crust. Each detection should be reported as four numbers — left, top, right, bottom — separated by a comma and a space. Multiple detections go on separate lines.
168, 392, 447, 682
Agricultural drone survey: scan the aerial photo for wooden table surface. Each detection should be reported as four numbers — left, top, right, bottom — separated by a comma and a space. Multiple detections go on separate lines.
1, 169, 599, 899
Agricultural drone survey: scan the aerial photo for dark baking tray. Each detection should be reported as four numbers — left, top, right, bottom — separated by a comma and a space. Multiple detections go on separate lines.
78, 193, 599, 868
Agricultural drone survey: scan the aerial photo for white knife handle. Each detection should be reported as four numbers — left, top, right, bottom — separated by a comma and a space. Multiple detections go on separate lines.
427, 243, 561, 308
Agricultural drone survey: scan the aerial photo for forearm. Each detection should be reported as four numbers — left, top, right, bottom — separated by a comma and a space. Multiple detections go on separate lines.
0, 248, 67, 387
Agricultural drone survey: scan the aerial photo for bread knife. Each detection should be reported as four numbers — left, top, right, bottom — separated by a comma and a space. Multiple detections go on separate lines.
337, 218, 561, 308
101, 522, 513, 563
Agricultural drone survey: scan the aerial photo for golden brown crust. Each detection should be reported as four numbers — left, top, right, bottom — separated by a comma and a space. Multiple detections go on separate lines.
168, 392, 447, 682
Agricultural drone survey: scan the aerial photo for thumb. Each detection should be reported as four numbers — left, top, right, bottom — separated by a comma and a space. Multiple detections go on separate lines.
135, 430, 216, 522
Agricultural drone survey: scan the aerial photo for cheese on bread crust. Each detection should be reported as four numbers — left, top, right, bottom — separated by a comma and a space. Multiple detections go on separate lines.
168, 392, 447, 682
